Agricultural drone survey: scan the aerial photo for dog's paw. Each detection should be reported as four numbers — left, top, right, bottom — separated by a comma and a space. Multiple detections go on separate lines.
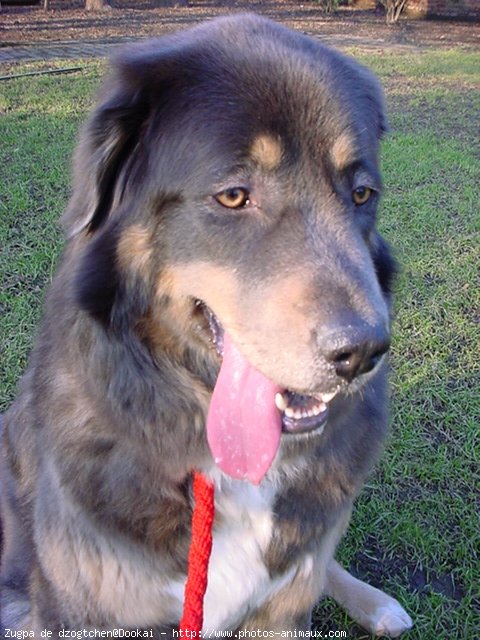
368, 601, 413, 637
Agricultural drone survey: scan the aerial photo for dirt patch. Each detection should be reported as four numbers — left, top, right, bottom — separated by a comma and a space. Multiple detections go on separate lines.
408, 566, 465, 602
353, 539, 466, 603
1, 0, 479, 50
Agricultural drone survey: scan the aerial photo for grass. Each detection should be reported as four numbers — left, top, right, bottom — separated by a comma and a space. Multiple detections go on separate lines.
0, 61, 103, 399
1, 49, 479, 638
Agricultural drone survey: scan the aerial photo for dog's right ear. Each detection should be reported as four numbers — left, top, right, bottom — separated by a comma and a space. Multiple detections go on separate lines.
65, 42, 194, 324
62, 37, 190, 238
62, 73, 150, 237
62, 30, 213, 238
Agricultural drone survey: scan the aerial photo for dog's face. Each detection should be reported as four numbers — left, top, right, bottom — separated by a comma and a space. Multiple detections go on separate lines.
67, 15, 394, 483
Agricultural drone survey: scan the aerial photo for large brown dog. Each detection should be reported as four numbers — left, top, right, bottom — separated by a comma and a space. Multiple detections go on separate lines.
1, 14, 412, 637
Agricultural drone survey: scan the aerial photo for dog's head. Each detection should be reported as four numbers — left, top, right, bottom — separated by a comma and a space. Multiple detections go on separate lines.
66, 15, 395, 483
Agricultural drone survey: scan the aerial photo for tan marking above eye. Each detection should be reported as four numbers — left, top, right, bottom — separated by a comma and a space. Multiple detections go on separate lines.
250, 134, 283, 171
330, 133, 356, 170
352, 186, 373, 206
215, 187, 250, 209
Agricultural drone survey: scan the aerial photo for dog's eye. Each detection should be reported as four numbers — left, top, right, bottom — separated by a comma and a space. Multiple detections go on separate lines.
214, 187, 250, 209
352, 186, 373, 206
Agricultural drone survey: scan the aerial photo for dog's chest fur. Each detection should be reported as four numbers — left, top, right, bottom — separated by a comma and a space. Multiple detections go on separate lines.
35, 464, 291, 632
171, 473, 295, 630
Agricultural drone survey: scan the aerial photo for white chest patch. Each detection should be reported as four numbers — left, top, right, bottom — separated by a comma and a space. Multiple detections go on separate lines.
199, 472, 294, 631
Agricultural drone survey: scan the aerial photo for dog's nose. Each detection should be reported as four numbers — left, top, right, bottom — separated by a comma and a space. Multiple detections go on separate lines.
325, 324, 390, 383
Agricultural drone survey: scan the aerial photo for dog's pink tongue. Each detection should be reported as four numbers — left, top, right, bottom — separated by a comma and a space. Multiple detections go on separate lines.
207, 333, 282, 484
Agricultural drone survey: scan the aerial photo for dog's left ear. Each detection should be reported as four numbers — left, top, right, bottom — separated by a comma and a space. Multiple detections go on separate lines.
371, 233, 397, 300
356, 63, 389, 139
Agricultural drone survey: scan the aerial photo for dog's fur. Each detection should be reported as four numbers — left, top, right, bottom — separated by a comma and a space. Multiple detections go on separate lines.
0, 15, 412, 637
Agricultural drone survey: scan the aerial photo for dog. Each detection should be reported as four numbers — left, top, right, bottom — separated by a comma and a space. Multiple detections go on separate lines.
0, 14, 413, 637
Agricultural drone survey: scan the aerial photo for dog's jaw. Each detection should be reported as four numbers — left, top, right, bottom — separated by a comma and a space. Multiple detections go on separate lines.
197, 298, 339, 436
192, 300, 347, 484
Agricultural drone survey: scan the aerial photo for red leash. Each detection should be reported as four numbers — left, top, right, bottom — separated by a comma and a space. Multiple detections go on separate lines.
179, 471, 215, 633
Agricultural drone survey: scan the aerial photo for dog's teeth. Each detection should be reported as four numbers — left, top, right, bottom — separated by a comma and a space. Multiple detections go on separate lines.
320, 391, 337, 404
275, 392, 288, 412
282, 396, 328, 421
311, 403, 327, 416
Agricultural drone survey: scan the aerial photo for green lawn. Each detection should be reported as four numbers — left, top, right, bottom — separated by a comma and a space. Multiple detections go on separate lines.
1, 49, 479, 639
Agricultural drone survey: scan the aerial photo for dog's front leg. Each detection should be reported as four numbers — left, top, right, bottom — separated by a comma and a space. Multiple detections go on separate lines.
236, 554, 321, 633
325, 559, 412, 637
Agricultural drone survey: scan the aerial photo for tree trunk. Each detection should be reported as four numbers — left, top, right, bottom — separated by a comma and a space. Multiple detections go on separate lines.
385, 0, 408, 24
85, 0, 112, 11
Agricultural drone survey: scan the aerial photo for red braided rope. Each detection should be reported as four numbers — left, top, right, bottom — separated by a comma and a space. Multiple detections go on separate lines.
179, 471, 215, 633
